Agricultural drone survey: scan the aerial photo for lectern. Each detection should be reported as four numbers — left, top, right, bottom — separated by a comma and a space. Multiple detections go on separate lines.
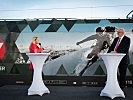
26, 53, 50, 96
100, 53, 126, 99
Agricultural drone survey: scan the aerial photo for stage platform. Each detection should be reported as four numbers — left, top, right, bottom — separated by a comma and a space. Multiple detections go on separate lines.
0, 85, 133, 100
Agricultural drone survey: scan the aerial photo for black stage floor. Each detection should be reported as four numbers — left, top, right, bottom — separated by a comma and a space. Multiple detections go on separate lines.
0, 85, 133, 100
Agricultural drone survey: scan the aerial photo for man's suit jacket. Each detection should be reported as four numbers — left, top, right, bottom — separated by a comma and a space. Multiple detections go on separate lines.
108, 36, 130, 64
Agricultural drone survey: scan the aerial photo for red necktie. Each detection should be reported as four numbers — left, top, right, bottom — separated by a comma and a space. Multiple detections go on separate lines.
114, 38, 121, 52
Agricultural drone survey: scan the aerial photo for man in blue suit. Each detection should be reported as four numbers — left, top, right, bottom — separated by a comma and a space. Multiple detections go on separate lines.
108, 28, 130, 89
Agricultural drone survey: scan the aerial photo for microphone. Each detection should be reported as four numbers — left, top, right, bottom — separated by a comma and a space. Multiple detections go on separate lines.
39, 43, 41, 46
38, 43, 44, 50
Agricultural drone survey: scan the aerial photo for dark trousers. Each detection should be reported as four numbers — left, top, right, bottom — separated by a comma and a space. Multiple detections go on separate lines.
118, 62, 128, 89
79, 55, 99, 76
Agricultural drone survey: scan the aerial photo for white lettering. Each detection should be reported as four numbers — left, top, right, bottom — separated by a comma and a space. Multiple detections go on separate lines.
0, 66, 6, 71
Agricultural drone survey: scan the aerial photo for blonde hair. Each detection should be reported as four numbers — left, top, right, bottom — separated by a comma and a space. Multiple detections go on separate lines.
32, 36, 38, 44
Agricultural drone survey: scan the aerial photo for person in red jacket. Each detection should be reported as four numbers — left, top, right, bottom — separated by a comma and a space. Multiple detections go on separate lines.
29, 36, 43, 70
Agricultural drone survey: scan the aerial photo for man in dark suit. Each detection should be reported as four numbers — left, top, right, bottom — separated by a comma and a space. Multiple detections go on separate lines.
108, 28, 130, 89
